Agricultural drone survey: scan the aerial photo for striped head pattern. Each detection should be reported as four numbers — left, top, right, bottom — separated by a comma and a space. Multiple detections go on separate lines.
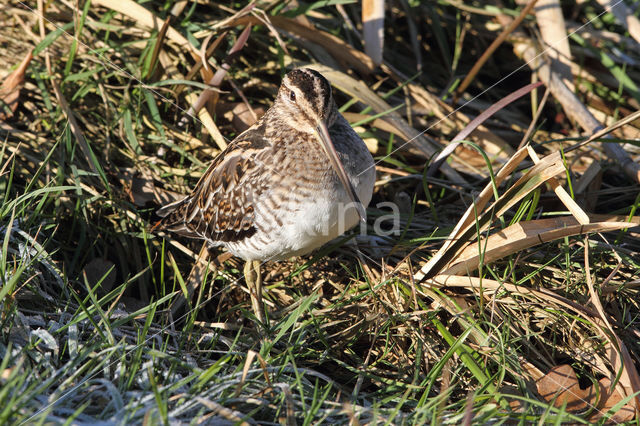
275, 68, 336, 130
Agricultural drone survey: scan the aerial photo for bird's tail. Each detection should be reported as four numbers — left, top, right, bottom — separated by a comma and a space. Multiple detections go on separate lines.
153, 197, 199, 238
156, 196, 188, 220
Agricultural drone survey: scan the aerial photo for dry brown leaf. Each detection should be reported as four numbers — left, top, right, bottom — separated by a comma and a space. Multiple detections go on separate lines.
1, 366, 15, 381
0, 50, 33, 120
591, 377, 637, 422
536, 364, 594, 412
428, 274, 639, 420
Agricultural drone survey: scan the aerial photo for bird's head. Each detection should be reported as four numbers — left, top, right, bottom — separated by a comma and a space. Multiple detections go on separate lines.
277, 68, 335, 127
276, 68, 366, 223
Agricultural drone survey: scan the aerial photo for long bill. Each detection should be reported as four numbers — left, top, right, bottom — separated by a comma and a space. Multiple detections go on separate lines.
315, 120, 367, 224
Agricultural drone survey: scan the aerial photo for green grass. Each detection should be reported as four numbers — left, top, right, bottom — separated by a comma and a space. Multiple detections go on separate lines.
2, 0, 640, 424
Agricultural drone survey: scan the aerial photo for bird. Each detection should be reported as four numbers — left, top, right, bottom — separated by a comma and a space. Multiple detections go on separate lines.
157, 68, 376, 323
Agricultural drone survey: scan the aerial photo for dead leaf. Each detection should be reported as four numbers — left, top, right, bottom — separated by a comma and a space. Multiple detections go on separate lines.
0, 50, 33, 120
536, 364, 594, 412
590, 377, 636, 422
430, 275, 638, 420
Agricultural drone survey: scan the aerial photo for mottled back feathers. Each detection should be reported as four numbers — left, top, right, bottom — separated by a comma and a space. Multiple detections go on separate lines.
157, 130, 268, 243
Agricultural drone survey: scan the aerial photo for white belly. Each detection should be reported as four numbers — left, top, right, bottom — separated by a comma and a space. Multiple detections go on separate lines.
227, 166, 375, 261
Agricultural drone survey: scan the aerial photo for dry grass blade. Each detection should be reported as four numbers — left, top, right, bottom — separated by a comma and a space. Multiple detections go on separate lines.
92, 0, 197, 55
3, 1, 639, 423
208, 2, 256, 31
156, 48, 227, 150
0, 142, 20, 178
144, 16, 170, 80
184, 25, 253, 119
534, 0, 573, 84
170, 244, 209, 316
415, 147, 530, 281
527, 146, 589, 225
583, 237, 640, 412
92, 0, 228, 149
383, 64, 515, 169
250, 9, 289, 56
232, 15, 375, 75
567, 109, 640, 153
194, 397, 249, 425
362, 0, 385, 66
416, 149, 565, 281
595, 0, 640, 44
442, 215, 640, 275
514, 39, 640, 183
197, 31, 229, 80
235, 349, 258, 398
278, 383, 296, 426
429, 81, 543, 177
454, 0, 538, 102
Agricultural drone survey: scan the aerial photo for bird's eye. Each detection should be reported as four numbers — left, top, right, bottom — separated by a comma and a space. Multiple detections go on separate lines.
289, 90, 296, 102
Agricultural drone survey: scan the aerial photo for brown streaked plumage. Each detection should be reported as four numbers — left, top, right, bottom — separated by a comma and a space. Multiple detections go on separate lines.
158, 68, 375, 322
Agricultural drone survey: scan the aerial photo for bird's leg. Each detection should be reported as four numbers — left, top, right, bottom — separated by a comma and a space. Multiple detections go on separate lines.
244, 260, 265, 324
253, 260, 264, 323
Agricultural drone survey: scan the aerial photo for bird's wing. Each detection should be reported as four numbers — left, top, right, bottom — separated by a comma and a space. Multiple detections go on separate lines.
158, 122, 271, 243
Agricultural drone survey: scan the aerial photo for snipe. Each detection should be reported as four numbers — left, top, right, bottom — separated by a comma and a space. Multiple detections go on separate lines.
158, 68, 375, 323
